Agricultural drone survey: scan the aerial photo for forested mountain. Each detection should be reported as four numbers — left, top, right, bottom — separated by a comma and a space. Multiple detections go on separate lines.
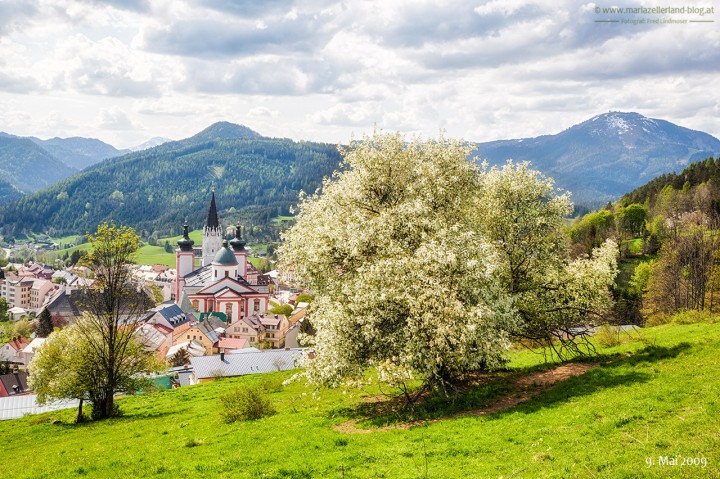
0, 132, 125, 203
31, 136, 124, 170
0, 133, 77, 197
0, 122, 342, 241
475, 112, 720, 208
0, 176, 22, 203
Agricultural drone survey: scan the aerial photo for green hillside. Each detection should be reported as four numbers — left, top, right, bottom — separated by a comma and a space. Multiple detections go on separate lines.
0, 123, 342, 242
2, 322, 718, 478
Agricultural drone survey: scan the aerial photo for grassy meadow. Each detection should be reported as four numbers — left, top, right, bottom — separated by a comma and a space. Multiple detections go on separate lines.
2, 322, 719, 478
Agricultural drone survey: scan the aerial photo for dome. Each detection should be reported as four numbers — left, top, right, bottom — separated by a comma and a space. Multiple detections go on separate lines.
212, 241, 238, 266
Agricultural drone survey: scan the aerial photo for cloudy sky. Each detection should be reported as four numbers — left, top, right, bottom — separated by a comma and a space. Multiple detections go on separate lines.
0, 0, 718, 148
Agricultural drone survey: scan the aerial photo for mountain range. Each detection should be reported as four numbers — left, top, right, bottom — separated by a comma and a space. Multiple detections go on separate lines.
475, 112, 720, 207
0, 113, 718, 239
0, 132, 174, 203
0, 122, 341, 241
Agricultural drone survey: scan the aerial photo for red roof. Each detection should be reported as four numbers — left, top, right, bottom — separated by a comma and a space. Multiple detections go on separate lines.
153, 324, 173, 335
7, 337, 29, 351
218, 337, 249, 350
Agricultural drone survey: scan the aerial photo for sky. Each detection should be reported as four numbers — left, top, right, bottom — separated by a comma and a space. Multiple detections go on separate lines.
0, 0, 718, 149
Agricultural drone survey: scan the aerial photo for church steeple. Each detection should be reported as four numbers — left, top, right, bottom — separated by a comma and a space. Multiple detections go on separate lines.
206, 190, 220, 229
202, 190, 224, 267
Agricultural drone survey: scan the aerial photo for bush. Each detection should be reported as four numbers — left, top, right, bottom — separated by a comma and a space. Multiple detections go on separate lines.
671, 309, 719, 325
219, 386, 275, 423
595, 324, 622, 347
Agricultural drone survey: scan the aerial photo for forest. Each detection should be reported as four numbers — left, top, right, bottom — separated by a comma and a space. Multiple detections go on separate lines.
569, 156, 720, 325
0, 136, 342, 245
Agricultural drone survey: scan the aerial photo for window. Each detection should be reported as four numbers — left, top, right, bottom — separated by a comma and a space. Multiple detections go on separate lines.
240, 302, 245, 312
242, 327, 248, 333
254, 299, 260, 312
249, 337, 255, 342
225, 303, 233, 318
225, 271, 229, 278
187, 335, 190, 339
192, 300, 199, 311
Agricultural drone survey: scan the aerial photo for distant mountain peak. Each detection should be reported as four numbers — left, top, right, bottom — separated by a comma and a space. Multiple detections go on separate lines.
129, 136, 172, 152
475, 112, 720, 208
190, 122, 262, 142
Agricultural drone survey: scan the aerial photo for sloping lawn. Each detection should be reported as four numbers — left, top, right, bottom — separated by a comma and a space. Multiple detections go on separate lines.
1, 322, 719, 478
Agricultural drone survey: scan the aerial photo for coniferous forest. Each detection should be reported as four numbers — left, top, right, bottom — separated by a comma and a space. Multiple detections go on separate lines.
0, 133, 342, 243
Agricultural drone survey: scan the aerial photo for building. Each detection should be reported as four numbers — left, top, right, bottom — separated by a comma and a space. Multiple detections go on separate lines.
173, 193, 271, 329
189, 348, 303, 383
0, 337, 29, 366
0, 372, 30, 397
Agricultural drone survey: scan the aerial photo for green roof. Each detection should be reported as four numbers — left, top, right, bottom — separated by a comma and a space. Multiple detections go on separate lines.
212, 245, 238, 266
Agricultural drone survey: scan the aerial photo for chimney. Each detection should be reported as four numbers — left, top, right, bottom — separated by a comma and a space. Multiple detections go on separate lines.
220, 350, 225, 362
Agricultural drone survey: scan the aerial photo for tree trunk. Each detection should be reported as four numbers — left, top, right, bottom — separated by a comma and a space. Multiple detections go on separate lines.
76, 399, 84, 423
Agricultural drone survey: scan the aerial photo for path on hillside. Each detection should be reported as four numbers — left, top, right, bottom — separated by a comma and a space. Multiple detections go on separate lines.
335, 363, 595, 434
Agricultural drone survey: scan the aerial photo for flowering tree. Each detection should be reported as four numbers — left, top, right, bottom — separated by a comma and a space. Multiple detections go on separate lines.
281, 132, 617, 395
474, 162, 618, 358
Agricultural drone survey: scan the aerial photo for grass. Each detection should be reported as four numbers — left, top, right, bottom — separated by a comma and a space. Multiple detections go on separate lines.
1, 323, 719, 478
44, 228, 268, 268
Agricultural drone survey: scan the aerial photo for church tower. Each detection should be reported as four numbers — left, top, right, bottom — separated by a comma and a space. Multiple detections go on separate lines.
174, 222, 195, 302
202, 191, 223, 266
229, 224, 249, 277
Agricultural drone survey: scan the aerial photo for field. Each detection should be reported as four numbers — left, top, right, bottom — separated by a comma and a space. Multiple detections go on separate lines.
44, 229, 269, 268
1, 322, 719, 478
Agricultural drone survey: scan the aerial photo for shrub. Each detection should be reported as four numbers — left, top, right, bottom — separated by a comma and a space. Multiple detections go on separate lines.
644, 313, 672, 327
595, 324, 622, 348
219, 385, 275, 423
671, 309, 718, 325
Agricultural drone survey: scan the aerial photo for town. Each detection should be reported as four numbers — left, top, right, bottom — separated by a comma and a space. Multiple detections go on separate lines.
0, 193, 308, 410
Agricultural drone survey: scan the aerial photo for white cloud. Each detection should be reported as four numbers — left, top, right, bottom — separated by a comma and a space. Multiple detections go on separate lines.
0, 0, 715, 149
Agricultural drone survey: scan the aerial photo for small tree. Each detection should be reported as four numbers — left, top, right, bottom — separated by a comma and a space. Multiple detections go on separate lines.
30, 325, 96, 423
0, 297, 8, 321
36, 308, 54, 338
30, 317, 156, 422
75, 223, 158, 419
169, 348, 190, 367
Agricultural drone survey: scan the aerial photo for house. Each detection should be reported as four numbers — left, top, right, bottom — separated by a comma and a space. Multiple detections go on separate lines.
30, 278, 56, 310
0, 372, 30, 397
144, 302, 192, 331
136, 323, 173, 358
42, 287, 85, 325
189, 348, 304, 383
260, 314, 289, 348
224, 312, 266, 346
0, 274, 34, 309
178, 320, 220, 355
0, 337, 30, 365
21, 337, 46, 368
217, 336, 249, 352
166, 340, 206, 360
7, 306, 28, 321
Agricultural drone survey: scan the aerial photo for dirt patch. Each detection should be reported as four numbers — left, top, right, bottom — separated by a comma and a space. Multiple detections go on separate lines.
334, 362, 595, 434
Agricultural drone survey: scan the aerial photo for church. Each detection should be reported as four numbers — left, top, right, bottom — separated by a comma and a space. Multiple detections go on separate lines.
173, 192, 270, 323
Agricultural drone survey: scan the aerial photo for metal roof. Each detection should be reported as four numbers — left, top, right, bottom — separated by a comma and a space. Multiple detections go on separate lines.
190, 349, 304, 379
0, 395, 78, 421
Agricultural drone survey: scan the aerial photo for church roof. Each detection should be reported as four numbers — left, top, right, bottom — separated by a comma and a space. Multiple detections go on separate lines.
212, 242, 238, 266
206, 191, 220, 229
